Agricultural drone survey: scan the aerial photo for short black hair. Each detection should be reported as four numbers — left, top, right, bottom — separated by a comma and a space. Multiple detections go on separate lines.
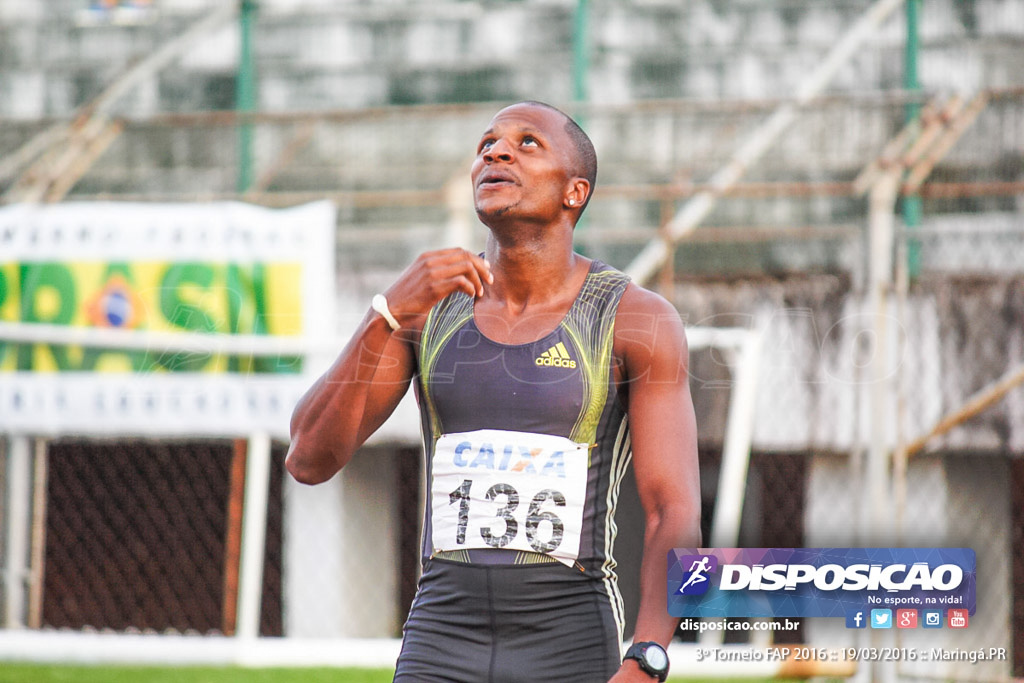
520, 101, 598, 214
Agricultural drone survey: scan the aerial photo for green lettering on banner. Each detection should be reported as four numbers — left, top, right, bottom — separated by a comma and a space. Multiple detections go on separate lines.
1, 260, 302, 375
19, 263, 76, 370
226, 263, 301, 375
227, 263, 263, 373
157, 262, 217, 372
0, 267, 7, 365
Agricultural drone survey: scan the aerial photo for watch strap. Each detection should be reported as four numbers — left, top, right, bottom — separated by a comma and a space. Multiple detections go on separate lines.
624, 641, 669, 682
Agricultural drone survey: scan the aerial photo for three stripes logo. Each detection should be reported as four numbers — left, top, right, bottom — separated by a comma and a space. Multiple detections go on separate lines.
535, 342, 577, 369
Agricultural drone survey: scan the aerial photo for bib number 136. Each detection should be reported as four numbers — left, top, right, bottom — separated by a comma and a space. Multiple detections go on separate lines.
448, 479, 565, 553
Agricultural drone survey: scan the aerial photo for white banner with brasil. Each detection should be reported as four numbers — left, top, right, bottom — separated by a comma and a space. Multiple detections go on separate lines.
0, 201, 335, 438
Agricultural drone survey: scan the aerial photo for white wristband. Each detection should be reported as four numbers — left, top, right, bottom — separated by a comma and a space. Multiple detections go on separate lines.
371, 294, 401, 331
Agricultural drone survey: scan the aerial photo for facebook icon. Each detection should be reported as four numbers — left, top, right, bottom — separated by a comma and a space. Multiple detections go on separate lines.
846, 610, 866, 629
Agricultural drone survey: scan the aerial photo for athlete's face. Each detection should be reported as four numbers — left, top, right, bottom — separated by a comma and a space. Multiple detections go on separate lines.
471, 104, 580, 226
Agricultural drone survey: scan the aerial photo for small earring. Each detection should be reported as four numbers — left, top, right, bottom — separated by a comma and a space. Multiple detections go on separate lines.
568, 199, 576, 206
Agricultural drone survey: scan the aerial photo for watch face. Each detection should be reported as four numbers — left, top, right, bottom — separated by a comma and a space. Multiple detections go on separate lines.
644, 644, 668, 670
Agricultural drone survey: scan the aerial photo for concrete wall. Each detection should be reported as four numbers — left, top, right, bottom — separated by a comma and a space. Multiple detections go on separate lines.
3, 0, 1024, 119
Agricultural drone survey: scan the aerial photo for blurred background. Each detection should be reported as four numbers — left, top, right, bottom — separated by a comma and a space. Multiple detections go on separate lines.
1, 1, 1022, 681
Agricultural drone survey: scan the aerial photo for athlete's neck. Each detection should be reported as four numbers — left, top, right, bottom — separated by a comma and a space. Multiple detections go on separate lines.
483, 232, 585, 311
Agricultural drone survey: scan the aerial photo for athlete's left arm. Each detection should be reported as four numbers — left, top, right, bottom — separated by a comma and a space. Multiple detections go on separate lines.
609, 284, 701, 682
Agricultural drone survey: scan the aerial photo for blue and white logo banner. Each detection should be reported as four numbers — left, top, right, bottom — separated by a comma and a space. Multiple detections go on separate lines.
668, 548, 976, 618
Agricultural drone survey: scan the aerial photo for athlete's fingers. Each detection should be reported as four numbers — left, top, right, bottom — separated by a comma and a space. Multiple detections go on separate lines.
466, 252, 494, 289
427, 267, 481, 300
448, 275, 477, 299
429, 249, 491, 297
430, 260, 488, 298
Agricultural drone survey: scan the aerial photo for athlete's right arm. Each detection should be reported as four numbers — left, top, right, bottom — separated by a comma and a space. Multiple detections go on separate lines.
285, 248, 492, 485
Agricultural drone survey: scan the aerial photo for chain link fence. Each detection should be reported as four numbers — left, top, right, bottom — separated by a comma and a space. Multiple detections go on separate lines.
30, 438, 285, 636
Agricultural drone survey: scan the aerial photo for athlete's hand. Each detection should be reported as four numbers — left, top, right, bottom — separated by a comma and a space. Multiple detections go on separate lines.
382, 248, 493, 328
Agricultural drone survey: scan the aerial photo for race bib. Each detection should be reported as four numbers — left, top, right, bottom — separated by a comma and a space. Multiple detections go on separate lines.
430, 429, 591, 567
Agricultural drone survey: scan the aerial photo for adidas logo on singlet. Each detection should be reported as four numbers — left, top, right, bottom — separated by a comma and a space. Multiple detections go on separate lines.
535, 342, 577, 369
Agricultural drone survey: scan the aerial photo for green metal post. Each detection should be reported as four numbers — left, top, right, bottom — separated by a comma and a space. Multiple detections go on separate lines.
572, 0, 590, 106
903, 0, 922, 277
572, 0, 590, 243
237, 0, 257, 194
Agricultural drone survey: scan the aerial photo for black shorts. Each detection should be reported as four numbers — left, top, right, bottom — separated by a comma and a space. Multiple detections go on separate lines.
393, 558, 622, 682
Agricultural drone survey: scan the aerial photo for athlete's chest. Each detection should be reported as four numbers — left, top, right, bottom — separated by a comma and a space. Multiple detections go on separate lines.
424, 324, 589, 437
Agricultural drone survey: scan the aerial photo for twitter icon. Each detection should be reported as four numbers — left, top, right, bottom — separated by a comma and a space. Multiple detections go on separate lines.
871, 609, 892, 629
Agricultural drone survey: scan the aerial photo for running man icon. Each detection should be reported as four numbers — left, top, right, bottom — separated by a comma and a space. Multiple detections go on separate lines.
678, 556, 715, 595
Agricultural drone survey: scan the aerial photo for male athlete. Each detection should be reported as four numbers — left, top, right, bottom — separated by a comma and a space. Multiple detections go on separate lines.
287, 101, 701, 682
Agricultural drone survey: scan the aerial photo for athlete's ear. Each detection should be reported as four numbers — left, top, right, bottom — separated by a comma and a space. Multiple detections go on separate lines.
564, 178, 590, 210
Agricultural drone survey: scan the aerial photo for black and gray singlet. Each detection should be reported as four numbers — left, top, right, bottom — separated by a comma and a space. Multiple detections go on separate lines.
394, 259, 633, 682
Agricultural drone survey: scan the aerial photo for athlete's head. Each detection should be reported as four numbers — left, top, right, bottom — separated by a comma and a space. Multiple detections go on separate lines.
521, 101, 598, 214
472, 101, 598, 227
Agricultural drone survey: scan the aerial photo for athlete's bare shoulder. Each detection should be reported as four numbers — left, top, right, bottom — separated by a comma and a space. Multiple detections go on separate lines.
612, 283, 689, 384
617, 281, 679, 317
615, 282, 687, 344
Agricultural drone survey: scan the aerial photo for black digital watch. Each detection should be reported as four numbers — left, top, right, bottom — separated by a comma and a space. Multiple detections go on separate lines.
623, 641, 669, 682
